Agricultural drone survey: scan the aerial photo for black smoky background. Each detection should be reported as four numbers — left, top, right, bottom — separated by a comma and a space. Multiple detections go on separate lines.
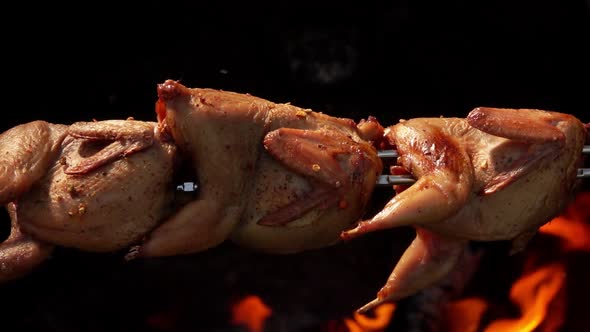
1, 1, 589, 331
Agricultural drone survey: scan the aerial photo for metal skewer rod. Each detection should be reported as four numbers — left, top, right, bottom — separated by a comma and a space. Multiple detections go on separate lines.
377, 169, 590, 186
177, 145, 590, 191
376, 145, 590, 186
377, 150, 399, 159
378, 145, 590, 159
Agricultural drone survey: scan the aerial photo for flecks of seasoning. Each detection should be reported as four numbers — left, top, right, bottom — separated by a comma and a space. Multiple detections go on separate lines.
67, 184, 79, 197
296, 110, 307, 118
312, 164, 321, 172
78, 203, 86, 215
480, 160, 488, 170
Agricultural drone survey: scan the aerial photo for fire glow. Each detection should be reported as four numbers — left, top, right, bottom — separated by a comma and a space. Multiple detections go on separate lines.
231, 295, 272, 332
343, 303, 396, 332
228, 296, 396, 332
232, 192, 590, 332
443, 192, 590, 332
538, 192, 590, 252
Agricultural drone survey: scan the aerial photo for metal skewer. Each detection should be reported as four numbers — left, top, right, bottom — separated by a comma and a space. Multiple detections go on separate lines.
377, 145, 590, 186
377, 145, 590, 159
176, 145, 590, 191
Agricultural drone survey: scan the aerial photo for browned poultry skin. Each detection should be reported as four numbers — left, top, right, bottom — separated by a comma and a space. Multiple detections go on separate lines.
137, 80, 383, 256
0, 119, 177, 280
342, 107, 587, 312
0, 203, 54, 283
0, 121, 68, 204
0, 121, 68, 281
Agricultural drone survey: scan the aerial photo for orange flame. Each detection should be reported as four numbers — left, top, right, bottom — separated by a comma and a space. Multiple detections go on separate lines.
446, 265, 565, 332
539, 215, 590, 251
445, 298, 488, 332
344, 303, 396, 332
231, 295, 272, 332
484, 264, 565, 332
445, 192, 590, 332
539, 193, 590, 251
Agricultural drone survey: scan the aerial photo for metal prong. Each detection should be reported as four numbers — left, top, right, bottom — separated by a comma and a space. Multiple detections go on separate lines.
376, 175, 416, 186
376, 145, 589, 186
176, 182, 198, 192
377, 168, 589, 187
379, 145, 589, 160
377, 149, 399, 159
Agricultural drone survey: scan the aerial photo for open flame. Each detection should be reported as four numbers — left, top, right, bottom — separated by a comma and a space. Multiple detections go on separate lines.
231, 295, 272, 332
538, 193, 590, 252
229, 295, 395, 332
484, 264, 565, 332
444, 192, 590, 332
228, 192, 588, 332
445, 265, 566, 332
445, 298, 488, 332
343, 303, 396, 332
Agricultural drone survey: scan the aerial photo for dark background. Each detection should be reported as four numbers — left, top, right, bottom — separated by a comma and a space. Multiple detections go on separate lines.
1, 1, 589, 331
3, 0, 589, 130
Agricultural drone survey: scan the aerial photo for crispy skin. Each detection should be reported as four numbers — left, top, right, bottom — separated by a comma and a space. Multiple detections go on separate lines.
16, 120, 177, 252
343, 107, 586, 312
0, 120, 176, 281
0, 203, 54, 283
0, 119, 178, 280
137, 80, 383, 256
0, 121, 68, 204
